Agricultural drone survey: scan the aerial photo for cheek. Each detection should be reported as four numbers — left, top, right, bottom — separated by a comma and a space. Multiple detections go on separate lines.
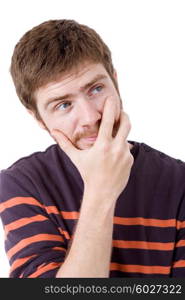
46, 115, 74, 140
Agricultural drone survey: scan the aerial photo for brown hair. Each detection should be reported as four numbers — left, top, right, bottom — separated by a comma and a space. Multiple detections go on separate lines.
10, 19, 117, 120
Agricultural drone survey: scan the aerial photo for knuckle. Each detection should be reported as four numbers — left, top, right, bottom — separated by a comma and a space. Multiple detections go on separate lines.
123, 147, 134, 165
124, 115, 132, 132
98, 141, 110, 152
127, 153, 134, 166
114, 143, 123, 154
120, 112, 132, 136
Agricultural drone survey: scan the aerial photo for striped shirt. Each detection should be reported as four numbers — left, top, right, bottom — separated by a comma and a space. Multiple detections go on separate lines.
0, 141, 185, 278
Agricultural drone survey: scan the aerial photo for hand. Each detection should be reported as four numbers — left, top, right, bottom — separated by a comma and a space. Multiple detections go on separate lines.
52, 96, 134, 203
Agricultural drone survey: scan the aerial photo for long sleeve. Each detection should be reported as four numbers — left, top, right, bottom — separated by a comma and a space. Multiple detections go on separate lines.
0, 170, 67, 278
171, 191, 185, 277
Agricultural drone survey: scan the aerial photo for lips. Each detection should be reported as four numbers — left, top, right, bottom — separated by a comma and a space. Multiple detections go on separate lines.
82, 135, 97, 142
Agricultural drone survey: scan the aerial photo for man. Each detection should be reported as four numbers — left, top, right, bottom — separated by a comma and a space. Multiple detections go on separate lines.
0, 19, 185, 278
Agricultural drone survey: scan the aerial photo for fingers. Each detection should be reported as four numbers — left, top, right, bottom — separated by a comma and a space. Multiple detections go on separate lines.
51, 129, 77, 157
97, 96, 117, 142
115, 111, 131, 143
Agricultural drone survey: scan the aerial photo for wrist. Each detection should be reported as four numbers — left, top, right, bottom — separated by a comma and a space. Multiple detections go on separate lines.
82, 187, 116, 216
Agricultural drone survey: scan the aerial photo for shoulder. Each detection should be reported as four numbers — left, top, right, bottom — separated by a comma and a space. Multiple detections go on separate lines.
0, 144, 63, 202
3, 144, 59, 172
140, 142, 185, 165
139, 141, 185, 183
0, 144, 66, 180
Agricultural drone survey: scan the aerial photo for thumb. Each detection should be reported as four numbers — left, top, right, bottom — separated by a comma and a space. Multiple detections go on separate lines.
51, 129, 76, 156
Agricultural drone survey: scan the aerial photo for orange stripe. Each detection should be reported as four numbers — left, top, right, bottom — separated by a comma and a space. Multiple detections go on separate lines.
45, 211, 176, 225
58, 227, 70, 239
110, 263, 170, 274
52, 246, 66, 252
28, 262, 62, 278
11, 248, 66, 275
176, 240, 185, 247
44, 206, 79, 219
44, 206, 59, 215
177, 221, 185, 230
61, 211, 80, 220
5, 215, 48, 236
113, 240, 174, 251
1, 199, 182, 231
61, 211, 80, 219
7, 233, 64, 259
173, 260, 185, 268
0, 197, 43, 213
10, 254, 37, 274
114, 217, 176, 227
1, 198, 181, 230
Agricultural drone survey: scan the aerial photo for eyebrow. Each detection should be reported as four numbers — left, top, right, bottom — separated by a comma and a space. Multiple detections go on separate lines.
44, 74, 107, 110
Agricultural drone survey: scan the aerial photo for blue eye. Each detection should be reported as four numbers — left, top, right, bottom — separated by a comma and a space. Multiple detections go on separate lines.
91, 85, 103, 95
56, 102, 71, 110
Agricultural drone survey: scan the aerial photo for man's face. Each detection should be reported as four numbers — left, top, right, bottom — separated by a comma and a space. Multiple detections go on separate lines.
35, 61, 122, 150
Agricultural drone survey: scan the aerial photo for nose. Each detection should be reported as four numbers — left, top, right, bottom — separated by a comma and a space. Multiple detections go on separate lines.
76, 99, 101, 127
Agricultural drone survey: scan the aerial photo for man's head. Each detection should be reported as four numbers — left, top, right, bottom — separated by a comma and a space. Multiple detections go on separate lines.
10, 19, 122, 149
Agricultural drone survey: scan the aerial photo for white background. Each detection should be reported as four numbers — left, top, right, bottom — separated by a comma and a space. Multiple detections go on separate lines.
0, 0, 185, 277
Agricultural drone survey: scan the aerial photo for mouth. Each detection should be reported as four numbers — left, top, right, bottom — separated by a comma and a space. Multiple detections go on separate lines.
81, 135, 97, 143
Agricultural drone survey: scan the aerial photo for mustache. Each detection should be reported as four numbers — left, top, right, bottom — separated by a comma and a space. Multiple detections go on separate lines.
73, 129, 99, 143
72, 120, 101, 143
73, 119, 120, 144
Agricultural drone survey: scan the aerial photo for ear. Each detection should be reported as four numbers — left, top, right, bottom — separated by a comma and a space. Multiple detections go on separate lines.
113, 69, 119, 87
27, 109, 47, 130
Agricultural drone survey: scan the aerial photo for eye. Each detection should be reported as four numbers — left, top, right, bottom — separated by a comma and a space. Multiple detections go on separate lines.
90, 85, 103, 95
56, 102, 71, 111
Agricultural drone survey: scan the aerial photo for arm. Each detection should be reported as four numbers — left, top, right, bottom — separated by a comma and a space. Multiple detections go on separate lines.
56, 192, 115, 277
0, 171, 67, 278
53, 96, 134, 278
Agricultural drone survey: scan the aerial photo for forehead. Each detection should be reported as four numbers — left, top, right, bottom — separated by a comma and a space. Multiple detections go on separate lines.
35, 62, 109, 101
